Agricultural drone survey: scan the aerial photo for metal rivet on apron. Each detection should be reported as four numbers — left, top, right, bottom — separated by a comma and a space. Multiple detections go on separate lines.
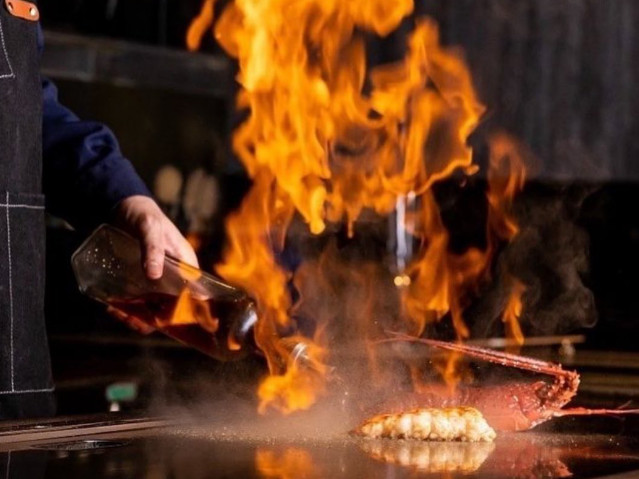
29, 6, 37, 16
6, 2, 13, 12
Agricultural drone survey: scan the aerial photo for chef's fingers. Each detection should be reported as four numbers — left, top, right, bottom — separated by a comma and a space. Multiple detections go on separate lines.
140, 216, 165, 279
164, 224, 199, 268
114, 195, 198, 276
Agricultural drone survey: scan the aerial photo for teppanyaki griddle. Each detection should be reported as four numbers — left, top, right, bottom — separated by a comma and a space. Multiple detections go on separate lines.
0, 411, 637, 479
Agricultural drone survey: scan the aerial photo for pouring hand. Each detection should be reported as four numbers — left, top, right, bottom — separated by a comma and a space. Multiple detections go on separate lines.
114, 195, 199, 279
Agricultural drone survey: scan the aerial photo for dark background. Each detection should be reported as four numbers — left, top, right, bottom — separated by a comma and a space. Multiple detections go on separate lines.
36, 0, 639, 415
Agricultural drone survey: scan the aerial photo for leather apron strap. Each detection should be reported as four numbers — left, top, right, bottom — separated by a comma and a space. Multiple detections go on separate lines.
0, 0, 54, 419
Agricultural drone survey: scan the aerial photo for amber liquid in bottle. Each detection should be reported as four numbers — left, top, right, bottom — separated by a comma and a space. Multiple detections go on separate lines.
109, 292, 255, 361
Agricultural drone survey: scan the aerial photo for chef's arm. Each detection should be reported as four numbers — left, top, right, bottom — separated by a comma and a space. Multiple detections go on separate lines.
39, 30, 198, 276
42, 78, 198, 276
41, 77, 148, 228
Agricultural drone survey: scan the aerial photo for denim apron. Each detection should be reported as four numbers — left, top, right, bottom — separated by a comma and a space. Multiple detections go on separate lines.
0, 0, 54, 419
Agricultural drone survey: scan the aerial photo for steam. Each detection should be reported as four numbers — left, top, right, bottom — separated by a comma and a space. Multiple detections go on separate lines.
467, 138, 598, 339
493, 184, 597, 336
146, 365, 356, 441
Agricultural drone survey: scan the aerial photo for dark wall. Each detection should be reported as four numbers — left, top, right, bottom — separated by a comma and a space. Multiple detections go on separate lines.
415, 0, 639, 181
38, 0, 214, 50
50, 80, 226, 187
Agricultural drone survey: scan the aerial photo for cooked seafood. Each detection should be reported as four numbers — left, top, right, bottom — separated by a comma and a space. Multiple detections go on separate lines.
379, 333, 639, 431
353, 407, 496, 442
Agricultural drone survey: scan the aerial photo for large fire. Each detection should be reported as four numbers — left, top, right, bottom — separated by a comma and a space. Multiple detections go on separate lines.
188, 0, 526, 414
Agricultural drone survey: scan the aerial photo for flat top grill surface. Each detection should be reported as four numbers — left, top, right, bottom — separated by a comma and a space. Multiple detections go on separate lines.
1, 347, 637, 478
0, 414, 638, 479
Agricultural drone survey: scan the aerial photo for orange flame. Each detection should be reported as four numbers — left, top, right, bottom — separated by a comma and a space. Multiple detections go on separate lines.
257, 338, 328, 414
502, 278, 526, 353
403, 192, 491, 341
168, 288, 198, 326
162, 263, 219, 333
186, 0, 216, 52
189, 0, 527, 412
487, 133, 527, 354
163, 290, 219, 335
487, 132, 527, 242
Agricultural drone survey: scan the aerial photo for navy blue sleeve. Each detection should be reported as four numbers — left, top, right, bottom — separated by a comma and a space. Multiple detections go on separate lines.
39, 29, 151, 230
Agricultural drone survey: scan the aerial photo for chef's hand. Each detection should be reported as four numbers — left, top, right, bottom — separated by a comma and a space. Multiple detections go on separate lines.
114, 195, 199, 279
